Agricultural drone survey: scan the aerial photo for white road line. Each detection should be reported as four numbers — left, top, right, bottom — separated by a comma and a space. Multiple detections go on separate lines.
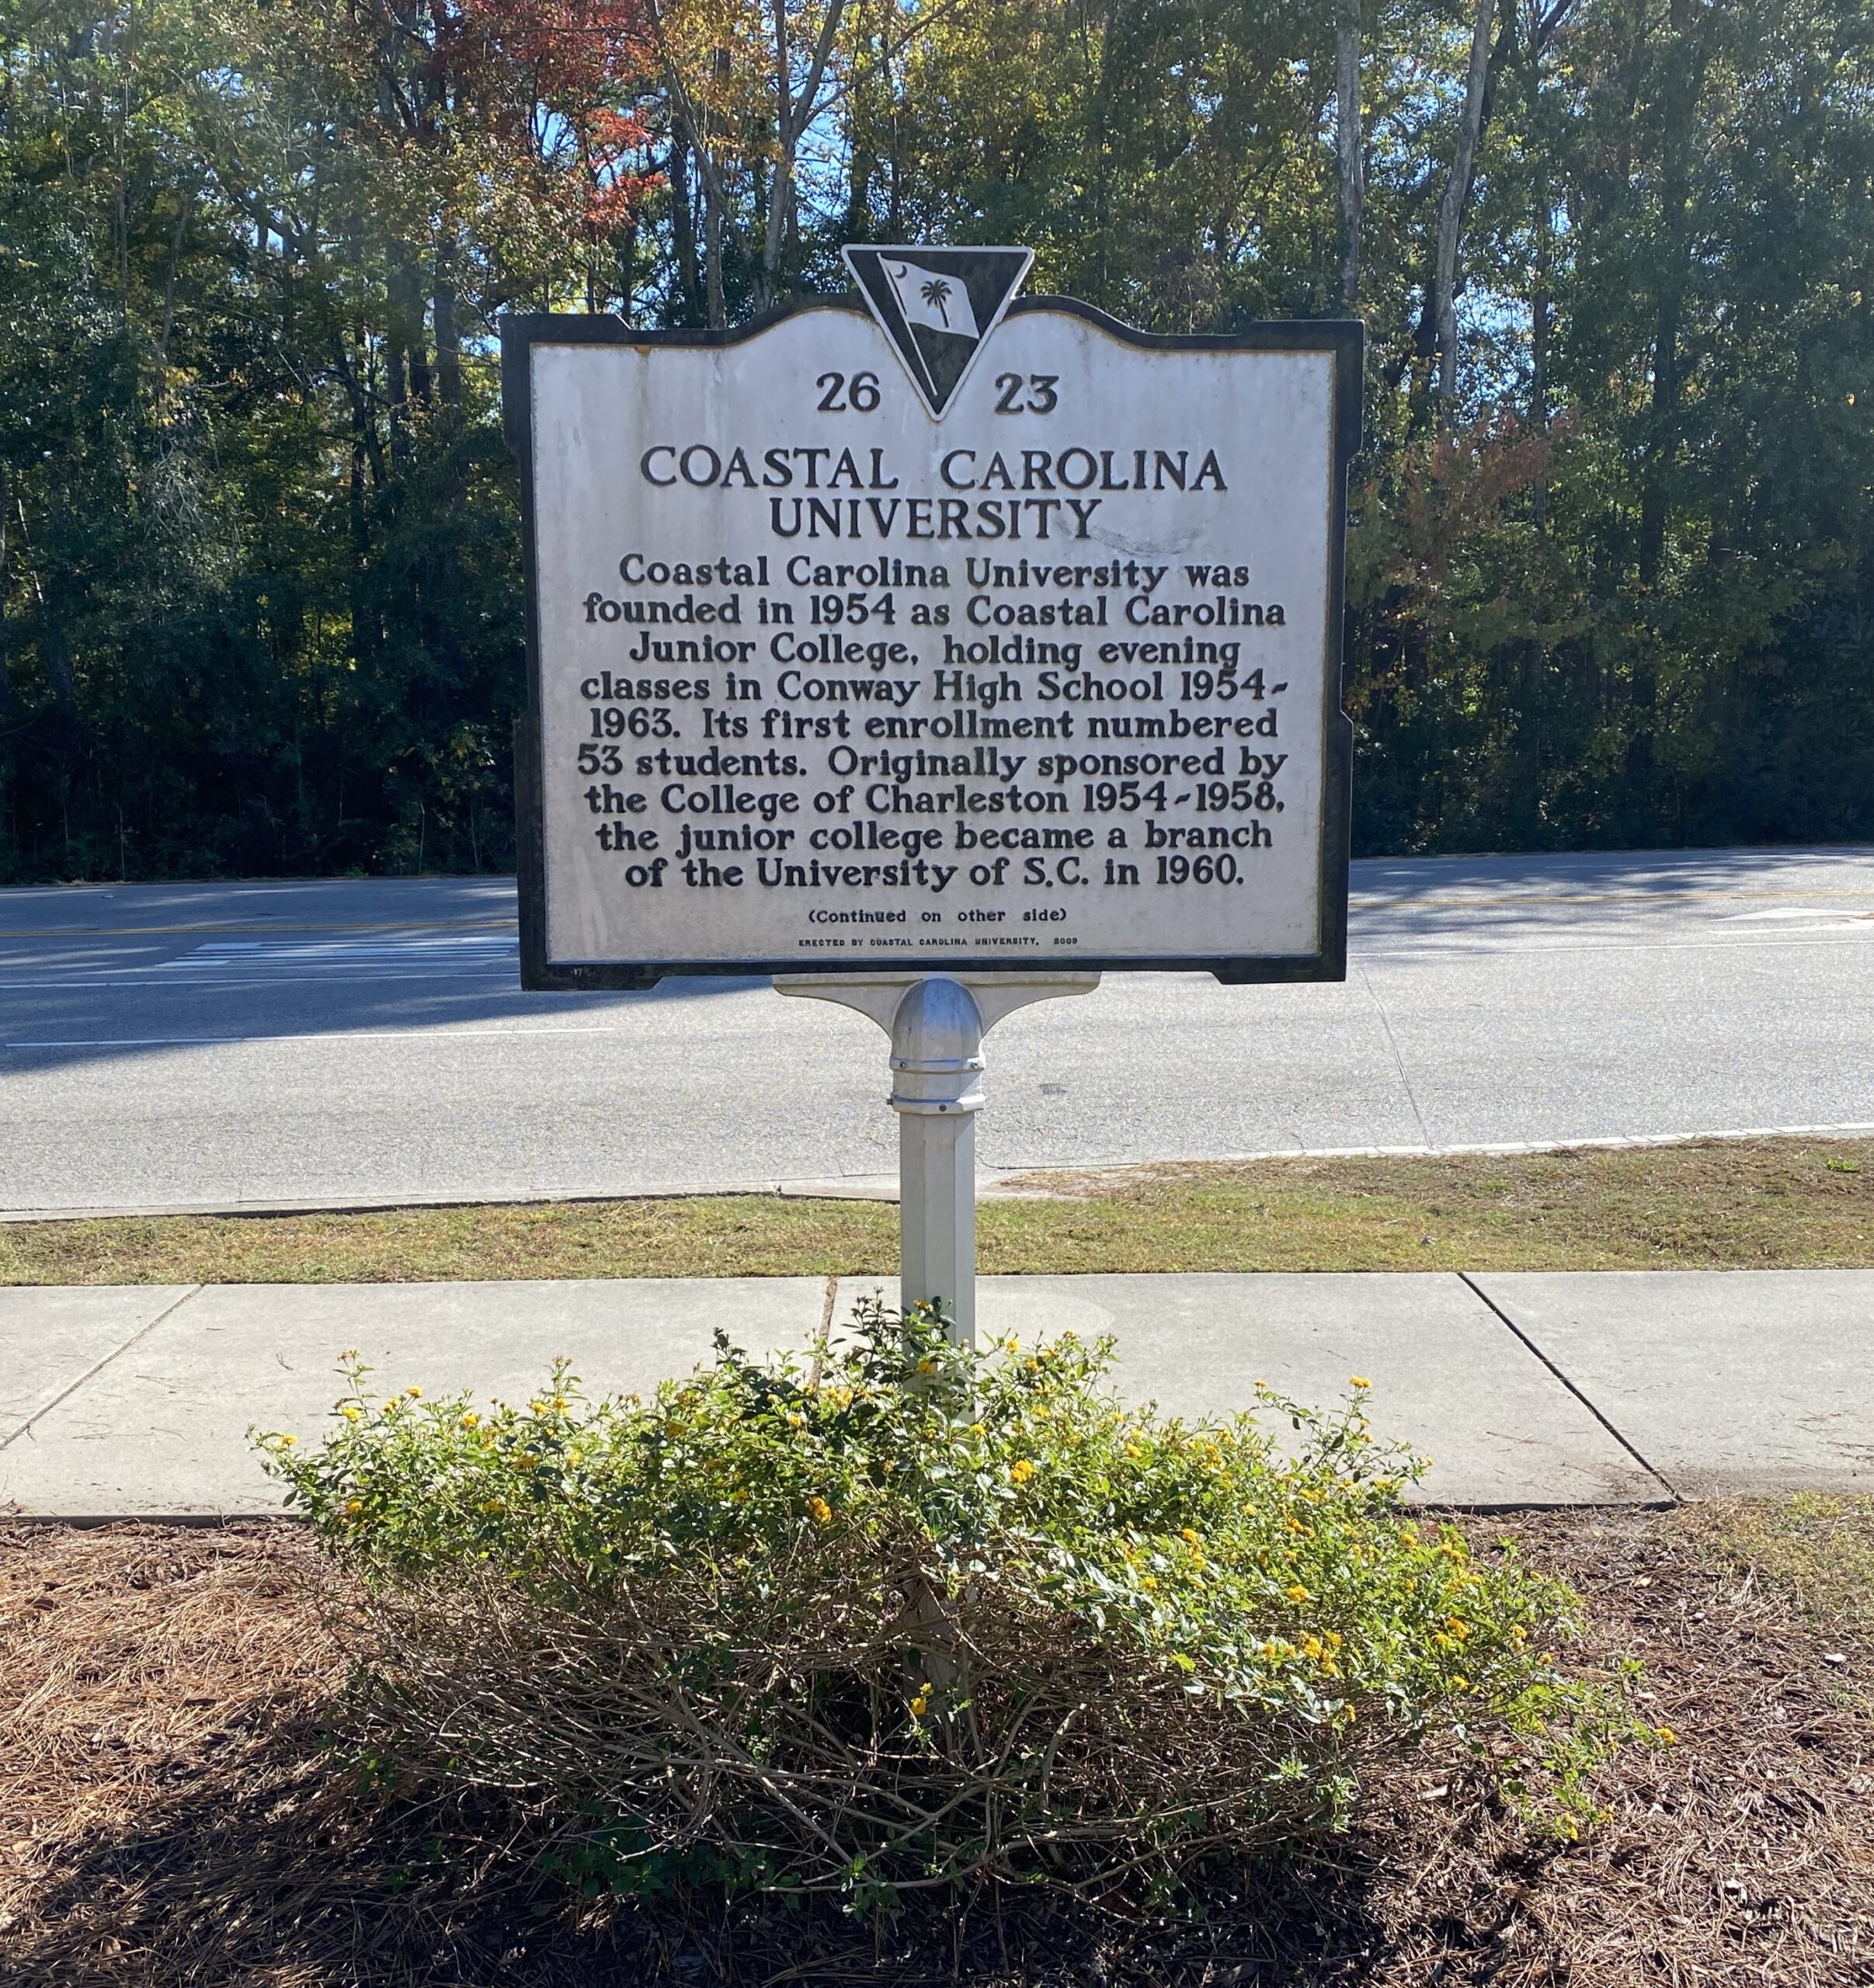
158, 940, 517, 967
0, 972, 527, 991
5, 1027, 664, 1047
1005, 1123, 1874, 1170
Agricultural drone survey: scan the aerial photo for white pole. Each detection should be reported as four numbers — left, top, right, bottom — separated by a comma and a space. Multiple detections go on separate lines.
887, 977, 985, 1342
774, 972, 1098, 1346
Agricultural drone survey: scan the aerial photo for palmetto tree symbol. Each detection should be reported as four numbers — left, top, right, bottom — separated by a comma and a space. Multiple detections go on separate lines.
919, 277, 955, 327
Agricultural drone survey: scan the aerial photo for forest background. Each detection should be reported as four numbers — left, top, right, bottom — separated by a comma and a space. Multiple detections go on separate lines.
2, 0, 1869, 881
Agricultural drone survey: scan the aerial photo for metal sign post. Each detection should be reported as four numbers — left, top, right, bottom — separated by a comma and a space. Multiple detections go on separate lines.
502, 245, 1359, 1347
777, 972, 1097, 1343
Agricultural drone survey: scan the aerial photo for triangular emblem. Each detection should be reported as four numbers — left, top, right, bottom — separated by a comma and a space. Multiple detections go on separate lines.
843, 245, 1033, 420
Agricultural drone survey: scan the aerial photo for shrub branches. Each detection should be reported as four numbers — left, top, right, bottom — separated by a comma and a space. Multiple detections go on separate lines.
259, 1303, 1632, 1903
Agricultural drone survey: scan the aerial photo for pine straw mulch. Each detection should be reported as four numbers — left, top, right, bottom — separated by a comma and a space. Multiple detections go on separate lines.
1, 1508, 1870, 1987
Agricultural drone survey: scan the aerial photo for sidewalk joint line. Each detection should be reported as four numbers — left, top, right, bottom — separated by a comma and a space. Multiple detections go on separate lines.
1459, 1272, 1680, 1501
1, 1284, 203, 1452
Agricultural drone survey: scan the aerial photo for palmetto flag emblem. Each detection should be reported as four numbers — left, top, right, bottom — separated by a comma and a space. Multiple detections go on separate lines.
887, 261, 980, 340
843, 245, 1033, 419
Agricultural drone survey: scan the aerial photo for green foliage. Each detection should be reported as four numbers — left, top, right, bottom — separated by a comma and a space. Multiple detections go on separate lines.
4, 0, 1869, 874
258, 1303, 1629, 1900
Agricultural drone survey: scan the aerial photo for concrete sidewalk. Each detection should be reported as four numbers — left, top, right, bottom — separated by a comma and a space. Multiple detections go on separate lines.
2, 1270, 1870, 1517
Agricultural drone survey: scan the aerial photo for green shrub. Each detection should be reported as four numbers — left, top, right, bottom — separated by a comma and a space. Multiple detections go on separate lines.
259, 1304, 1626, 1902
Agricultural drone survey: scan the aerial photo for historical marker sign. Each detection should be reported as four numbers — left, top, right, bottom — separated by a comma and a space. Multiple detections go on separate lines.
504, 255, 1359, 989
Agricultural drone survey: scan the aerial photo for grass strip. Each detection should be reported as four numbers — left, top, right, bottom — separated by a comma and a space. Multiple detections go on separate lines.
0, 1135, 1867, 1284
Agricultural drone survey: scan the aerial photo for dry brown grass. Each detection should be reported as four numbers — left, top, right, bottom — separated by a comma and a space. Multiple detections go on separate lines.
1, 1135, 1869, 1285
3, 1503, 1871, 1985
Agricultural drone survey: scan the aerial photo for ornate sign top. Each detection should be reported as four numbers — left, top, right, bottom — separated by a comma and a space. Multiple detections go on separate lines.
842, 246, 1034, 419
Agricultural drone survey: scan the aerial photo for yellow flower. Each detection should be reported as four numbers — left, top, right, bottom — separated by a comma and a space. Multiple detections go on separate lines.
916, 1358, 935, 1375
1654, 1724, 1678, 1746
806, 1496, 833, 1524
1008, 1459, 1034, 1485
1180, 1527, 1202, 1545
567, 1450, 583, 1467
460, 1412, 479, 1428
344, 1499, 363, 1515
1349, 1375, 1372, 1389
280, 1434, 297, 1447
909, 1691, 930, 1717
340, 1406, 361, 1421
480, 1500, 502, 1514
1124, 1444, 1142, 1461
1140, 1574, 1158, 1590
551, 1396, 568, 1412
1285, 1583, 1312, 1604
405, 1386, 422, 1399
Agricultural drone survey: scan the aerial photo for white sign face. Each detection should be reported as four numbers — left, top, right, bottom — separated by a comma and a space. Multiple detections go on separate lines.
512, 288, 1354, 985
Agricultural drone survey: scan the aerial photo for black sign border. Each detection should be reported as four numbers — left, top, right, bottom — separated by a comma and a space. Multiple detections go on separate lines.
502, 299, 1360, 992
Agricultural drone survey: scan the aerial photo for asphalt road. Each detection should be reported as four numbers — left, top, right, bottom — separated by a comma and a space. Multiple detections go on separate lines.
2, 847, 1871, 1217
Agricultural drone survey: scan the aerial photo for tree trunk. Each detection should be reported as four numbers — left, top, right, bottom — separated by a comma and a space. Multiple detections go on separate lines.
704, 186, 725, 329
1433, 0, 1497, 401
1638, 0, 1703, 586
757, 0, 791, 313
705, 46, 730, 329
1335, 0, 1363, 311
1532, 164, 1550, 531
617, 212, 639, 324
391, 255, 430, 411
41, 617, 76, 711
384, 337, 409, 464
756, 0, 845, 314
37, 492, 78, 712
157, 183, 197, 364
844, 131, 877, 242
349, 439, 374, 670
433, 236, 462, 415
0, 465, 15, 726
668, 130, 704, 324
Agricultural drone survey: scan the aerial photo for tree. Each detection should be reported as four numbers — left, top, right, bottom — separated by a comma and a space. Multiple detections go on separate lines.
3, 0, 1869, 878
